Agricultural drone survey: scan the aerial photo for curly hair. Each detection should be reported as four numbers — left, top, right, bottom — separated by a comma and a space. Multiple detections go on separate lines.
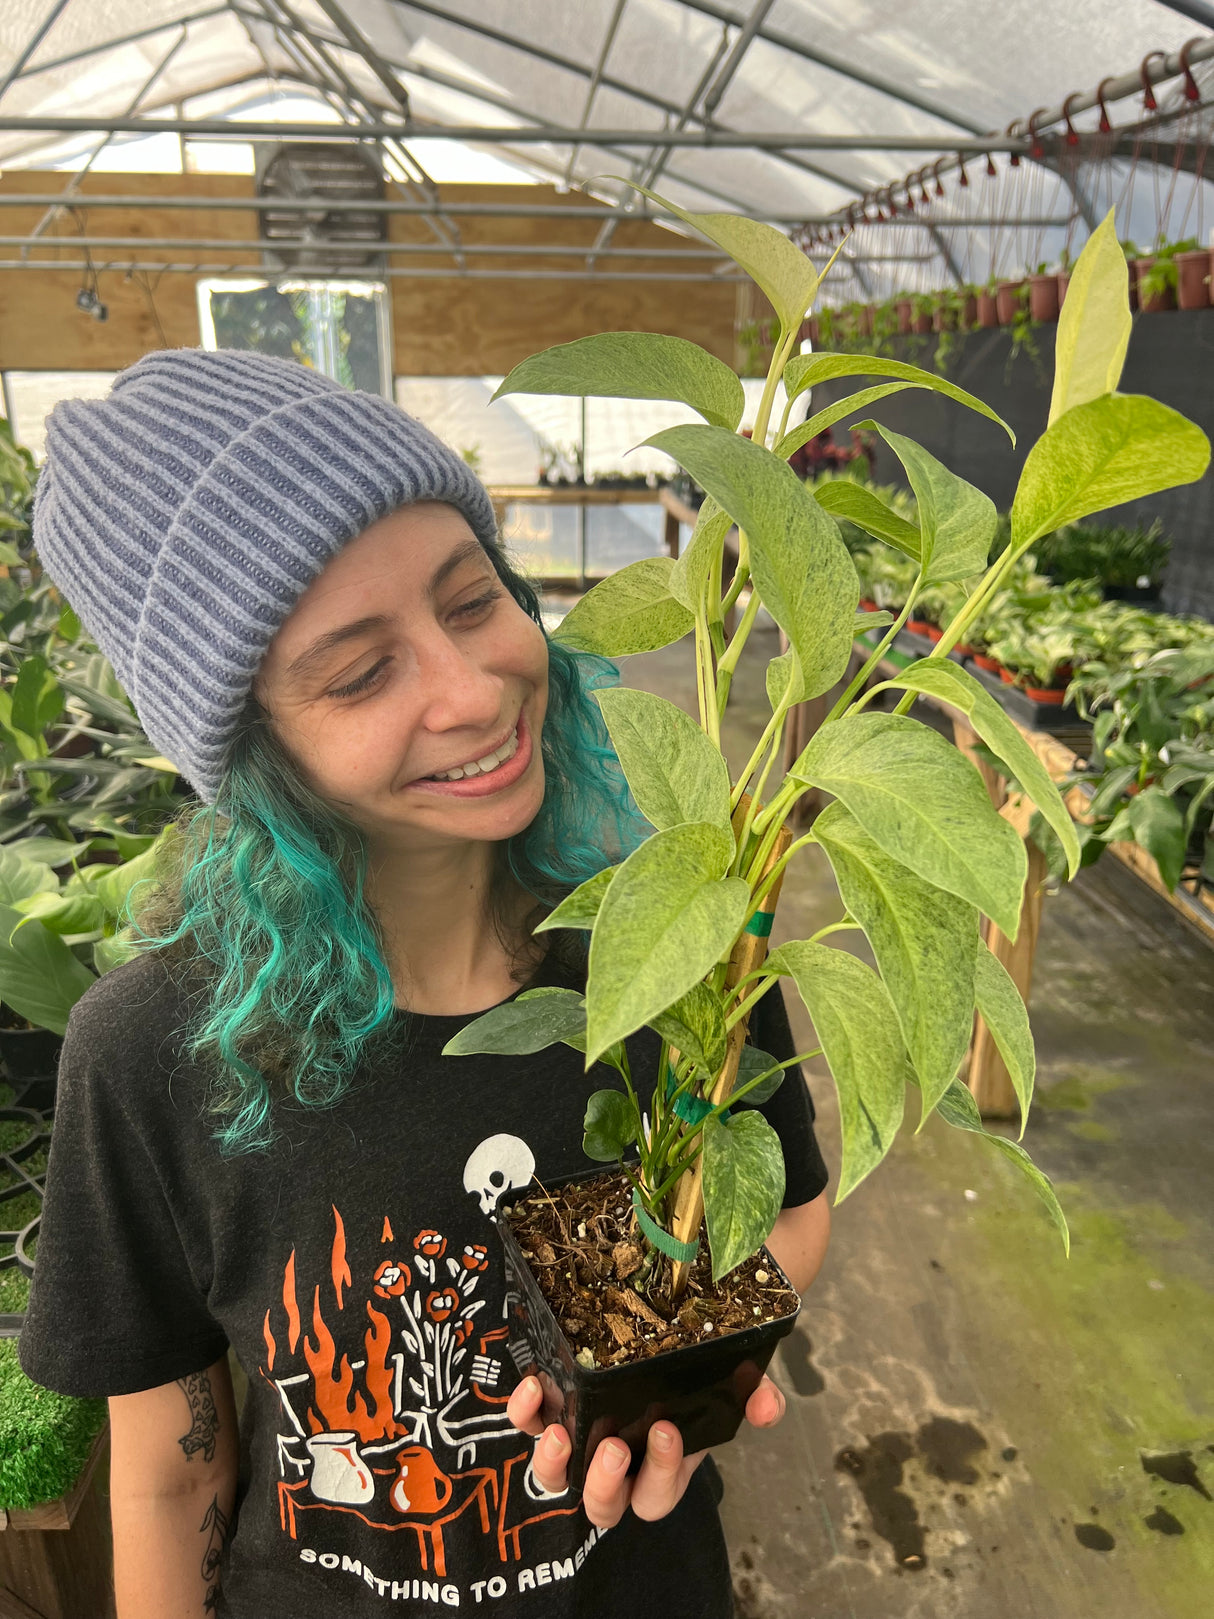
127, 540, 648, 1156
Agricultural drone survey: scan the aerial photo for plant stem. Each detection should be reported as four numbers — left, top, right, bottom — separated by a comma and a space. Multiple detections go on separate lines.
721, 558, 751, 617
745, 827, 818, 917
723, 970, 780, 1030
715, 584, 763, 717
824, 580, 922, 727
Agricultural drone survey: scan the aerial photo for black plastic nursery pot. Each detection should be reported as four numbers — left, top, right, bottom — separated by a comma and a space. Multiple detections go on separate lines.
0, 1027, 63, 1084
496, 1168, 801, 1493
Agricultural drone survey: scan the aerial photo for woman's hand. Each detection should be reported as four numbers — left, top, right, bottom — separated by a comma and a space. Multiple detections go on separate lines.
506, 1373, 787, 1529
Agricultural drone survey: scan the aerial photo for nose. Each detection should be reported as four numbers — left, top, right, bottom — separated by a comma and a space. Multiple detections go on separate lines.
414, 625, 505, 736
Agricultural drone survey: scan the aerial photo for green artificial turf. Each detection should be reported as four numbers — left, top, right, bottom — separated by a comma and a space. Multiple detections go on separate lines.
0, 1339, 107, 1510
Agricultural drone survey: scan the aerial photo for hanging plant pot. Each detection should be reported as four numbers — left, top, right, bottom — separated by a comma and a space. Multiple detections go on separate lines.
1057, 271, 1071, 307
959, 294, 978, 327
976, 292, 1000, 328
1175, 249, 1212, 310
859, 304, 876, 336
497, 1166, 801, 1490
911, 309, 932, 335
1134, 258, 1175, 313
931, 305, 956, 333
1029, 274, 1060, 323
995, 281, 1026, 324
895, 299, 913, 334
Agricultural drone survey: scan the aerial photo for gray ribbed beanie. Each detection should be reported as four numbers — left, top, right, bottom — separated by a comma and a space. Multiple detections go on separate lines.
33, 348, 499, 805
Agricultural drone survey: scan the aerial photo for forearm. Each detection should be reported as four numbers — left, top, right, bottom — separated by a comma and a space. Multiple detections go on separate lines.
765, 1189, 831, 1296
112, 1470, 237, 1619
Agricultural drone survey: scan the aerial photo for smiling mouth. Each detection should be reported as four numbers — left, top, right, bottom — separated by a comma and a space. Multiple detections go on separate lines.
421, 724, 520, 782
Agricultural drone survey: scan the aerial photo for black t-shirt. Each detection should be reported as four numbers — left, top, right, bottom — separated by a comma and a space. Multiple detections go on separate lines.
19, 947, 828, 1619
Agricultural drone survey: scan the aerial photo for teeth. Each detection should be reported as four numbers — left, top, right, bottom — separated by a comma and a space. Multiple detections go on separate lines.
427, 726, 518, 782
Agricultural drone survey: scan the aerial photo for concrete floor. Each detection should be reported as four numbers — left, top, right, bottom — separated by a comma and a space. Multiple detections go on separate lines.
619, 628, 1214, 1619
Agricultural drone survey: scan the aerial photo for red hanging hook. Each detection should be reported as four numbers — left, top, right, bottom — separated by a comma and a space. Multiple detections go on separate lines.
902, 176, 916, 211
1140, 51, 1166, 112
919, 167, 932, 206
986, 151, 997, 178
1061, 92, 1082, 146
1095, 77, 1116, 134
1178, 38, 1203, 102
956, 154, 969, 187
932, 157, 947, 197
1026, 107, 1050, 160
1005, 118, 1024, 167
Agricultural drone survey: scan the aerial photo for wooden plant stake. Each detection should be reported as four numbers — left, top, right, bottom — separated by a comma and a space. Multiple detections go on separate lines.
668, 794, 794, 1299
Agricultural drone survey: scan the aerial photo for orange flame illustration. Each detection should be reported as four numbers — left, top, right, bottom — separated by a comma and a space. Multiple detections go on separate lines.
263, 1310, 276, 1372
304, 1283, 377, 1441
330, 1205, 351, 1310
381, 1214, 394, 1243
283, 1250, 301, 1353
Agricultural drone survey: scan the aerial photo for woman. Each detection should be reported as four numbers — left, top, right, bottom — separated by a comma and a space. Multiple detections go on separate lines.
19, 349, 831, 1618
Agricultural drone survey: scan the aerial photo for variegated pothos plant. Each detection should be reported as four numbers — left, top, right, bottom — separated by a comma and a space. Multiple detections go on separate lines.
443, 199, 1209, 1289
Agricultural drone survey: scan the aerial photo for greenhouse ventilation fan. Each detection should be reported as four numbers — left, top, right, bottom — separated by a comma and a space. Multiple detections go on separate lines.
254, 142, 386, 274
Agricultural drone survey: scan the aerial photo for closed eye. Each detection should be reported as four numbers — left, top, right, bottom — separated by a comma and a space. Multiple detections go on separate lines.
325, 588, 504, 700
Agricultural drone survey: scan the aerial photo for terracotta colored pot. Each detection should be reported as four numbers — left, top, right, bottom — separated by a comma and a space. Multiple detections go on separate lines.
1024, 685, 1067, 705
911, 310, 932, 334
976, 292, 1000, 328
1029, 273, 1060, 323
1135, 258, 1176, 314
932, 305, 956, 332
1175, 249, 1212, 310
953, 641, 976, 657
995, 280, 1025, 324
959, 294, 978, 327
906, 617, 934, 636
859, 304, 875, 335
858, 596, 879, 613
1057, 271, 1071, 307
999, 666, 1017, 685
925, 624, 944, 642
895, 299, 913, 334
972, 651, 1000, 673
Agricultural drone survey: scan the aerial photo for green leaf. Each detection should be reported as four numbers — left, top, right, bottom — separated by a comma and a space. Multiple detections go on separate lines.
595, 687, 732, 834
1011, 394, 1210, 551
650, 981, 727, 1077
812, 479, 921, 561
0, 540, 22, 566
1114, 787, 1186, 892
441, 987, 587, 1056
533, 866, 617, 935
3, 836, 90, 869
10, 890, 106, 938
852, 421, 995, 582
765, 939, 909, 1200
813, 801, 978, 1116
586, 821, 749, 1065
702, 1110, 786, 1283
791, 713, 1028, 939
765, 647, 799, 713
734, 1043, 786, 1106
936, 1079, 1069, 1255
552, 556, 694, 656
620, 180, 820, 338
0, 845, 56, 907
972, 941, 1036, 1139
782, 353, 1014, 442
1048, 210, 1132, 427
775, 383, 921, 460
644, 423, 858, 703
492, 332, 744, 431
0, 904, 96, 1035
669, 498, 730, 612
93, 929, 140, 976
583, 1088, 638, 1162
90, 839, 165, 920
879, 659, 1080, 879
11, 655, 62, 738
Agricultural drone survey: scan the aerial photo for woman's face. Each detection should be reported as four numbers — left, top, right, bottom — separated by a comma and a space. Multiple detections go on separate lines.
252, 502, 549, 855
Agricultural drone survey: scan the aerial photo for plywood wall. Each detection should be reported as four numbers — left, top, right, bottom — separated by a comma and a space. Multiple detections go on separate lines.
0, 172, 741, 375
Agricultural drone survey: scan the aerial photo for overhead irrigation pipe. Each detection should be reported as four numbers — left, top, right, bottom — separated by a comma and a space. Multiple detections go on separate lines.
818, 33, 1214, 230
0, 258, 751, 282
0, 115, 1034, 153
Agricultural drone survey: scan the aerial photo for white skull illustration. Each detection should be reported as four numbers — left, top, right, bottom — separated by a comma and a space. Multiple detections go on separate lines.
463, 1134, 536, 1215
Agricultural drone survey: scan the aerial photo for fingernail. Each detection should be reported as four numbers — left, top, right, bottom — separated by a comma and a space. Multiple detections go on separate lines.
522, 1376, 540, 1399
650, 1426, 675, 1453
602, 1442, 629, 1473
545, 1426, 569, 1454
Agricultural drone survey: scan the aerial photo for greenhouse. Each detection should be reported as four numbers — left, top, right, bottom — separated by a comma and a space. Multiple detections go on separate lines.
0, 3, 1211, 1617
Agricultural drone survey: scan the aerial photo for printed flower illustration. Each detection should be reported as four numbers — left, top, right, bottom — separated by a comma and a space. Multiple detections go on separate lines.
413, 1230, 447, 1259
426, 1287, 460, 1322
459, 1243, 490, 1273
373, 1261, 407, 1299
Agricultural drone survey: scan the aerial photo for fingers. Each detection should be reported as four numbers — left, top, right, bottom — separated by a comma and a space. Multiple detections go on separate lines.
744, 1373, 786, 1430
506, 1375, 545, 1437
529, 1423, 573, 1495
628, 1423, 693, 1524
580, 1437, 633, 1529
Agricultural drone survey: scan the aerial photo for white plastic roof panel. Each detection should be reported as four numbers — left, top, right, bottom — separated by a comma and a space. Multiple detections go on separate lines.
1, 0, 1212, 295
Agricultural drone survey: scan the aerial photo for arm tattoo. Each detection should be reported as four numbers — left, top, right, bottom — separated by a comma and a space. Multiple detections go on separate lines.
200, 1493, 231, 1614
176, 1370, 220, 1464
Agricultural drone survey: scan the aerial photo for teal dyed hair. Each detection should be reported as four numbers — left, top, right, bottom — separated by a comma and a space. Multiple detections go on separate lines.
129, 542, 649, 1156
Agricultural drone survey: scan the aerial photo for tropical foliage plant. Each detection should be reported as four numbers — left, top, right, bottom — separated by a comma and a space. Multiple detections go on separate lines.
443, 201, 1208, 1290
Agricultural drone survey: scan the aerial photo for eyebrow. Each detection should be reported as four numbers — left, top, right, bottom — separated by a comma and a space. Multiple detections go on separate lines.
284, 538, 492, 686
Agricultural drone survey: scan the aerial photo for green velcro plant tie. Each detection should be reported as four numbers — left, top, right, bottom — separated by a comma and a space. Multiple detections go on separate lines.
665, 1064, 728, 1124
744, 909, 774, 937
631, 1189, 699, 1263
